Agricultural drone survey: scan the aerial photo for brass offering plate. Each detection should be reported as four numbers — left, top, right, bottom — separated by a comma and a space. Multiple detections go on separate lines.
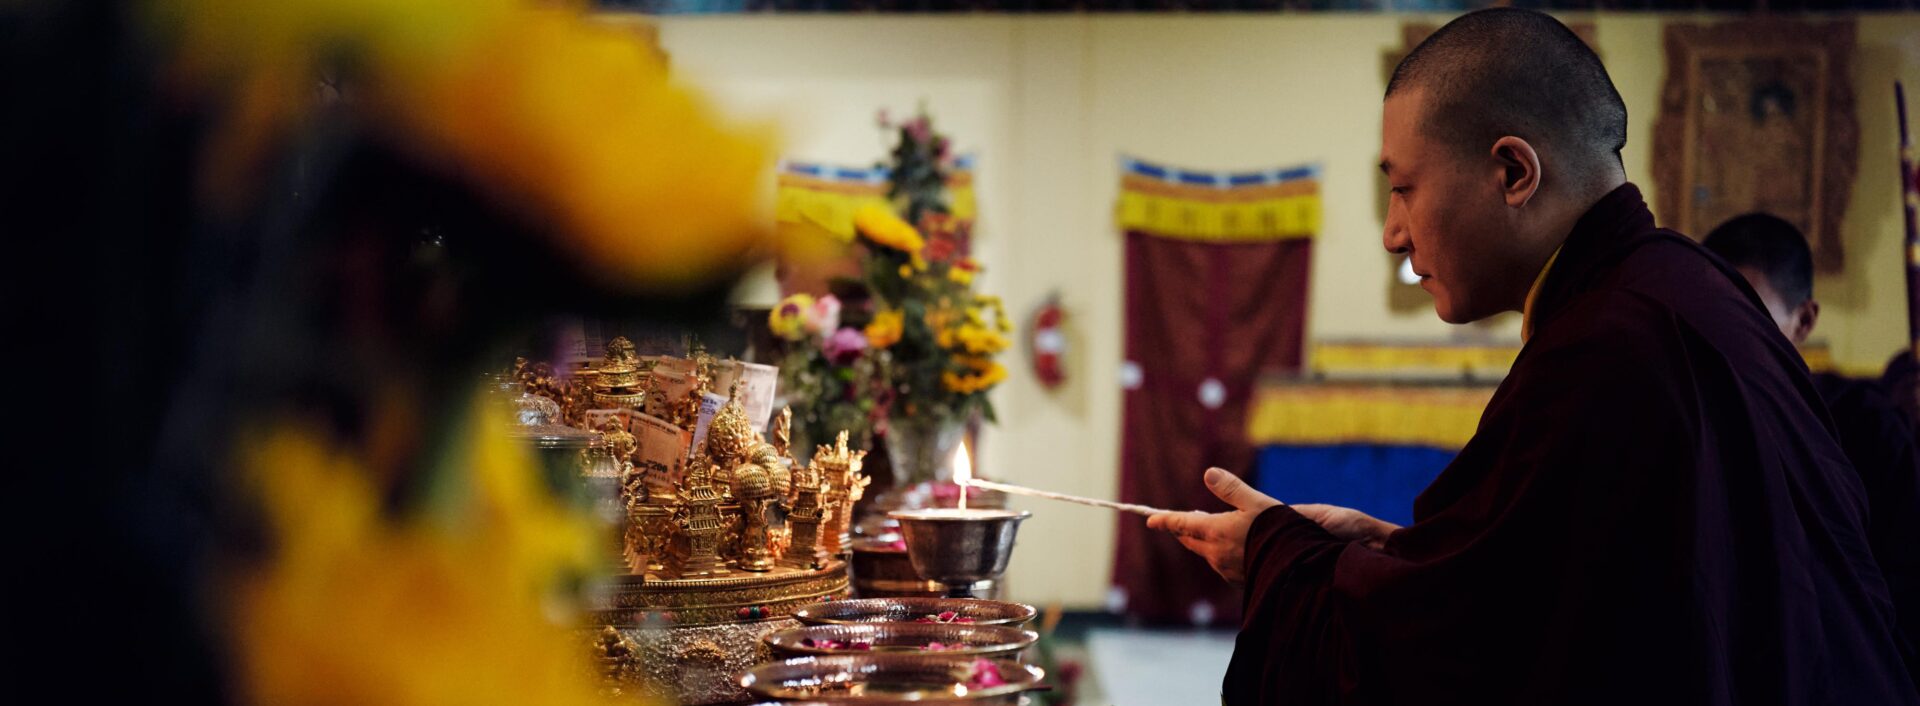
740, 654, 1044, 704
764, 623, 1039, 659
592, 560, 852, 627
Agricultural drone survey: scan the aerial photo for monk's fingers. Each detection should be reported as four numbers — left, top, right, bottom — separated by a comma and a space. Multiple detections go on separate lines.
1148, 510, 1216, 540
1289, 503, 1329, 521
1203, 467, 1279, 513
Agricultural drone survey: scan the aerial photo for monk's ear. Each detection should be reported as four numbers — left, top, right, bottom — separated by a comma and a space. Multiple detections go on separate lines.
1788, 298, 1819, 346
1490, 136, 1541, 209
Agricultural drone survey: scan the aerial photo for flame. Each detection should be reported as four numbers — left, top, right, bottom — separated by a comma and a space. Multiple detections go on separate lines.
953, 443, 973, 510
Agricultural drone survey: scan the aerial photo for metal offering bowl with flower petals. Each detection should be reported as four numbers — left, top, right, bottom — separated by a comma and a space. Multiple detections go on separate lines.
739, 654, 1044, 704
763, 623, 1039, 659
792, 597, 1037, 628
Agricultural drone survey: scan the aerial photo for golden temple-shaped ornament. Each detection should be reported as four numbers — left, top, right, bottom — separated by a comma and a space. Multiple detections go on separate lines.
813, 430, 870, 556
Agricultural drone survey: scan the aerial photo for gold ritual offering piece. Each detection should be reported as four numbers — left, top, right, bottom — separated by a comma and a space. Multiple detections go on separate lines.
503, 336, 870, 705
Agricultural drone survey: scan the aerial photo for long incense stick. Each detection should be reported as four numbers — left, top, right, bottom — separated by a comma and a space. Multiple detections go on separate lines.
963, 478, 1170, 516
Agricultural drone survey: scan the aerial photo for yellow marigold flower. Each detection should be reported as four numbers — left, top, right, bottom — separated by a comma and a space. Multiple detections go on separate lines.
898, 264, 914, 279
948, 257, 981, 286
768, 293, 814, 341
231, 401, 610, 706
951, 324, 1010, 355
865, 309, 904, 349
941, 357, 1008, 395
854, 204, 925, 254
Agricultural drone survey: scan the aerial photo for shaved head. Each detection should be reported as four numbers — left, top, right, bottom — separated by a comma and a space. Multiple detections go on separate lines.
1387, 8, 1627, 192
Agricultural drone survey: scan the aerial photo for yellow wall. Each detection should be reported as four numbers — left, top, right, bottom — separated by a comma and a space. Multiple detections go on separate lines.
659, 13, 1920, 609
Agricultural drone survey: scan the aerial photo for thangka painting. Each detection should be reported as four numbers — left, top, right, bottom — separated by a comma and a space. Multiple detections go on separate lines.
1653, 20, 1857, 271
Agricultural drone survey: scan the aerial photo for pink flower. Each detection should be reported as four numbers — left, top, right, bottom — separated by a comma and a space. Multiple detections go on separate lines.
823, 327, 869, 366
905, 117, 931, 144
966, 658, 1007, 688
924, 642, 953, 651
804, 295, 842, 336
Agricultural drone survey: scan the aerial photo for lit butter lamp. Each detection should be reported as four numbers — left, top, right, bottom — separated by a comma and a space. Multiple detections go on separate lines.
888, 444, 1029, 598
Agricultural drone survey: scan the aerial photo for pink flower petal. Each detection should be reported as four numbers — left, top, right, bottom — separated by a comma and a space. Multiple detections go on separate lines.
968, 658, 1007, 688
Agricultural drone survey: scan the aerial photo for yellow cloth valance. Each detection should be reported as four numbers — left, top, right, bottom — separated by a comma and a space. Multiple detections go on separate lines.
1310, 342, 1520, 379
1114, 158, 1320, 242
1246, 383, 1493, 450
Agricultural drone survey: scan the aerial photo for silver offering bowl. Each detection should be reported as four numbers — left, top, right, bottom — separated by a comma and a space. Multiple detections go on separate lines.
887, 509, 1030, 598
791, 597, 1038, 628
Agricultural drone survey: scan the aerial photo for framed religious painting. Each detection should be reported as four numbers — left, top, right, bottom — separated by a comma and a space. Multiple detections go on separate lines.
1653, 20, 1857, 271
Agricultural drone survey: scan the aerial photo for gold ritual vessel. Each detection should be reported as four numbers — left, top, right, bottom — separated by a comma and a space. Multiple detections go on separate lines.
509, 337, 869, 705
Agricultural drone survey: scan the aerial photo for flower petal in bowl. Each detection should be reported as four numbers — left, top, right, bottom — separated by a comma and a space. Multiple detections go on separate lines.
764, 623, 1040, 659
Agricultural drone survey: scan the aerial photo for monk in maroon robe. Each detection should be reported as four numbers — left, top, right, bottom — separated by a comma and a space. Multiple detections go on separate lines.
1701, 213, 1920, 678
1149, 9, 1918, 704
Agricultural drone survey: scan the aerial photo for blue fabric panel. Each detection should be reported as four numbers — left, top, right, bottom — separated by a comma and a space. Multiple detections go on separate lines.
1252, 444, 1456, 527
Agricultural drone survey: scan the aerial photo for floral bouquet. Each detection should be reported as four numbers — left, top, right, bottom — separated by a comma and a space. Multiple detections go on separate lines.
772, 107, 1010, 486
853, 204, 1010, 429
769, 292, 890, 454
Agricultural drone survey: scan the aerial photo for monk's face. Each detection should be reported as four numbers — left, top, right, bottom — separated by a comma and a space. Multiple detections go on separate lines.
1380, 89, 1539, 324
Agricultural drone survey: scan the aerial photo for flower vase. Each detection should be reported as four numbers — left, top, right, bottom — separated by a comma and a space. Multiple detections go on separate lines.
884, 417, 965, 490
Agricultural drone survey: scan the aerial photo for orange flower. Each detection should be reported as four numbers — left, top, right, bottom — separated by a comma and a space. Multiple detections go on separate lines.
865, 309, 904, 349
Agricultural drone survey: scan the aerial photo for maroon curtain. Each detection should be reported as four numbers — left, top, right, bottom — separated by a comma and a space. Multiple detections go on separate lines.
1112, 231, 1311, 625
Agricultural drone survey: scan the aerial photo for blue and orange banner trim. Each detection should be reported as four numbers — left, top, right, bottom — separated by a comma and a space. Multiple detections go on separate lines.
1115, 157, 1320, 241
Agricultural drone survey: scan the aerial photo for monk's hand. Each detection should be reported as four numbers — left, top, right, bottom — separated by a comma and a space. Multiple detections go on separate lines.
1289, 503, 1399, 551
1146, 467, 1280, 587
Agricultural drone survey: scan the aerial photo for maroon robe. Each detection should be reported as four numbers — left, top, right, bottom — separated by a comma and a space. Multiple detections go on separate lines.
1226, 184, 1918, 705
1812, 371, 1920, 676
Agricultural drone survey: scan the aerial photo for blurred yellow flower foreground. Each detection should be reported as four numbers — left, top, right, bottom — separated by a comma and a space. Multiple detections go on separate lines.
231, 405, 617, 706
154, 0, 772, 290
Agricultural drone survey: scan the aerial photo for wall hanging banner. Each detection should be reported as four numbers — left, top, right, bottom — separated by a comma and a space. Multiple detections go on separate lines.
1111, 159, 1317, 626
1113, 157, 1320, 242
775, 156, 977, 243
